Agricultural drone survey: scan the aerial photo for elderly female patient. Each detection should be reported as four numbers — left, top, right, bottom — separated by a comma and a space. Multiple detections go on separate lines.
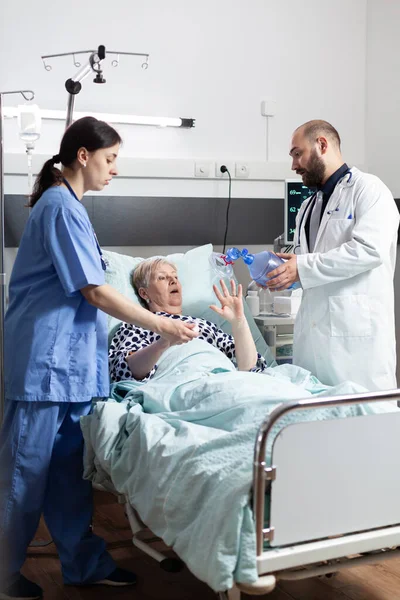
109, 258, 266, 382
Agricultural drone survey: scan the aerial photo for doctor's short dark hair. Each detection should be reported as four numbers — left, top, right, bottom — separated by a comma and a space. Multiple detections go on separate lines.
300, 120, 341, 150
29, 116, 122, 207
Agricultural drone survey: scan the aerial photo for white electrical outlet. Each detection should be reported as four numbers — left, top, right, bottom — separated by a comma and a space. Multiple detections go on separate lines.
215, 162, 234, 178
235, 163, 250, 178
194, 162, 212, 177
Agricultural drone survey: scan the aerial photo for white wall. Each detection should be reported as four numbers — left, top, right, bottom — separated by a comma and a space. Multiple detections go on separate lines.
1, 0, 367, 198
365, 0, 400, 196
365, 0, 400, 383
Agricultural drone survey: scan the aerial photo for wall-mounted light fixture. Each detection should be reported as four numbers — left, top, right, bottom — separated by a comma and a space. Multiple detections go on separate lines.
3, 107, 195, 129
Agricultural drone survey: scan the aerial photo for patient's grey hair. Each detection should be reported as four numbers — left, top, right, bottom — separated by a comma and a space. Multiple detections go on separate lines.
131, 258, 178, 294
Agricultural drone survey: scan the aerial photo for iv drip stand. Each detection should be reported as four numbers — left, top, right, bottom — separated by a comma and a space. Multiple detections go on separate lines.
0, 89, 35, 423
65, 45, 106, 128
42, 45, 149, 129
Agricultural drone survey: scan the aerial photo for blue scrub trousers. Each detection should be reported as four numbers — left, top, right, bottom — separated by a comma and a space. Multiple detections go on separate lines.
0, 400, 115, 587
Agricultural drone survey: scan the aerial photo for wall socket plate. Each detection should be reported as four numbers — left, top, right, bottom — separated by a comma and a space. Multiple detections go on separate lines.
194, 162, 213, 177
235, 163, 250, 178
215, 162, 234, 178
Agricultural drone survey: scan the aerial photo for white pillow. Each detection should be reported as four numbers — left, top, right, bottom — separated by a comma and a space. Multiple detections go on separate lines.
102, 244, 275, 365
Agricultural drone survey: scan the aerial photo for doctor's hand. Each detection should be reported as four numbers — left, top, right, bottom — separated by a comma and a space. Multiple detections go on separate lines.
265, 253, 299, 291
158, 318, 199, 346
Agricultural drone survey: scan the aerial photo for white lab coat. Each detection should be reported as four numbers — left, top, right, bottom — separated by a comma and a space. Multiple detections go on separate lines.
293, 167, 399, 391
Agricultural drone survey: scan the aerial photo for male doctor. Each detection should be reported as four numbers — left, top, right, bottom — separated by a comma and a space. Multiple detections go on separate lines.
266, 119, 399, 391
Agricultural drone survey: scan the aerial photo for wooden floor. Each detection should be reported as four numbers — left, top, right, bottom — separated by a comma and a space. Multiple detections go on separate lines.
23, 490, 400, 600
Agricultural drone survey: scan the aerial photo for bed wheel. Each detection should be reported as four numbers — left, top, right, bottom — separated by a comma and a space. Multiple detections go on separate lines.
159, 557, 185, 572
318, 571, 338, 579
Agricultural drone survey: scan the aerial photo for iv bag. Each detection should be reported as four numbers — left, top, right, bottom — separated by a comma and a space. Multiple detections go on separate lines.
17, 104, 41, 146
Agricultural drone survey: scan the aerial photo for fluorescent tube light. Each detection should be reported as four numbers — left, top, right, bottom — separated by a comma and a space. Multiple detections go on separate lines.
3, 107, 195, 129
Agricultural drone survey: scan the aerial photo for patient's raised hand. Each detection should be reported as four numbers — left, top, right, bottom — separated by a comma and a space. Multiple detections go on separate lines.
210, 279, 244, 324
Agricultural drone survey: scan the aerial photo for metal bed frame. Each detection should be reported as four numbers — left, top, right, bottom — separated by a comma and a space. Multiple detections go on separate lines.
219, 388, 400, 598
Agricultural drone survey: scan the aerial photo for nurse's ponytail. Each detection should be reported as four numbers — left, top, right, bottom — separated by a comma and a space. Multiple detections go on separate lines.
29, 116, 122, 207
30, 157, 63, 207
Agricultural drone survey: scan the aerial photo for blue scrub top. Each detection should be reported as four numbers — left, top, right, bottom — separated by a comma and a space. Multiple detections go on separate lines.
4, 185, 110, 402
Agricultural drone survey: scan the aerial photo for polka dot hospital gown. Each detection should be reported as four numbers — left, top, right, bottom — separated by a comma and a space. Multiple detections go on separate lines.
109, 312, 267, 383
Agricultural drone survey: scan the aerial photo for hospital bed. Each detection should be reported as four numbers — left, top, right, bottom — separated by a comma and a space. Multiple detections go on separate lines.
87, 245, 400, 599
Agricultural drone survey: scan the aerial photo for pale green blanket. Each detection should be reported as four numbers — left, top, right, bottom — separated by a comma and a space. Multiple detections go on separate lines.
81, 339, 392, 591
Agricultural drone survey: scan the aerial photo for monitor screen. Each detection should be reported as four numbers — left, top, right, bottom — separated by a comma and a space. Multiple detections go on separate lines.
284, 179, 313, 245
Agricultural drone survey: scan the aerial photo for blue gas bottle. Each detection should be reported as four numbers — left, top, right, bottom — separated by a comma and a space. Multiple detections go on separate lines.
241, 248, 300, 290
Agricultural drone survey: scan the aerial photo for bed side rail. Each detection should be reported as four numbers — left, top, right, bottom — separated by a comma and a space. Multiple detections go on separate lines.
253, 388, 400, 555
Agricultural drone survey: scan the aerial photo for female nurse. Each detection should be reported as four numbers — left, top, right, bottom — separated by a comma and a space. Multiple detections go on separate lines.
0, 116, 197, 600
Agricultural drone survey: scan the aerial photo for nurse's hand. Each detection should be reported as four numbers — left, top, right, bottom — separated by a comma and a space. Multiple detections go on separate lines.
265, 253, 299, 291
158, 318, 199, 345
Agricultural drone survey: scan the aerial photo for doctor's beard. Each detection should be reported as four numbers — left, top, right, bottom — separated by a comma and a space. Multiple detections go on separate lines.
300, 149, 326, 187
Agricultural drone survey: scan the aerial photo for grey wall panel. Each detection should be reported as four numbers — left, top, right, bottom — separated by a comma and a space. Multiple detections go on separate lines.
5, 195, 284, 247
4, 194, 94, 247
91, 196, 220, 246
6, 194, 400, 249
81, 196, 94, 221
91, 196, 283, 246
4, 195, 29, 247
218, 198, 283, 245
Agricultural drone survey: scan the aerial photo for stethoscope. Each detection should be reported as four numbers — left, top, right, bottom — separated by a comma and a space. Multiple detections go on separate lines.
293, 170, 353, 254
62, 178, 107, 271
